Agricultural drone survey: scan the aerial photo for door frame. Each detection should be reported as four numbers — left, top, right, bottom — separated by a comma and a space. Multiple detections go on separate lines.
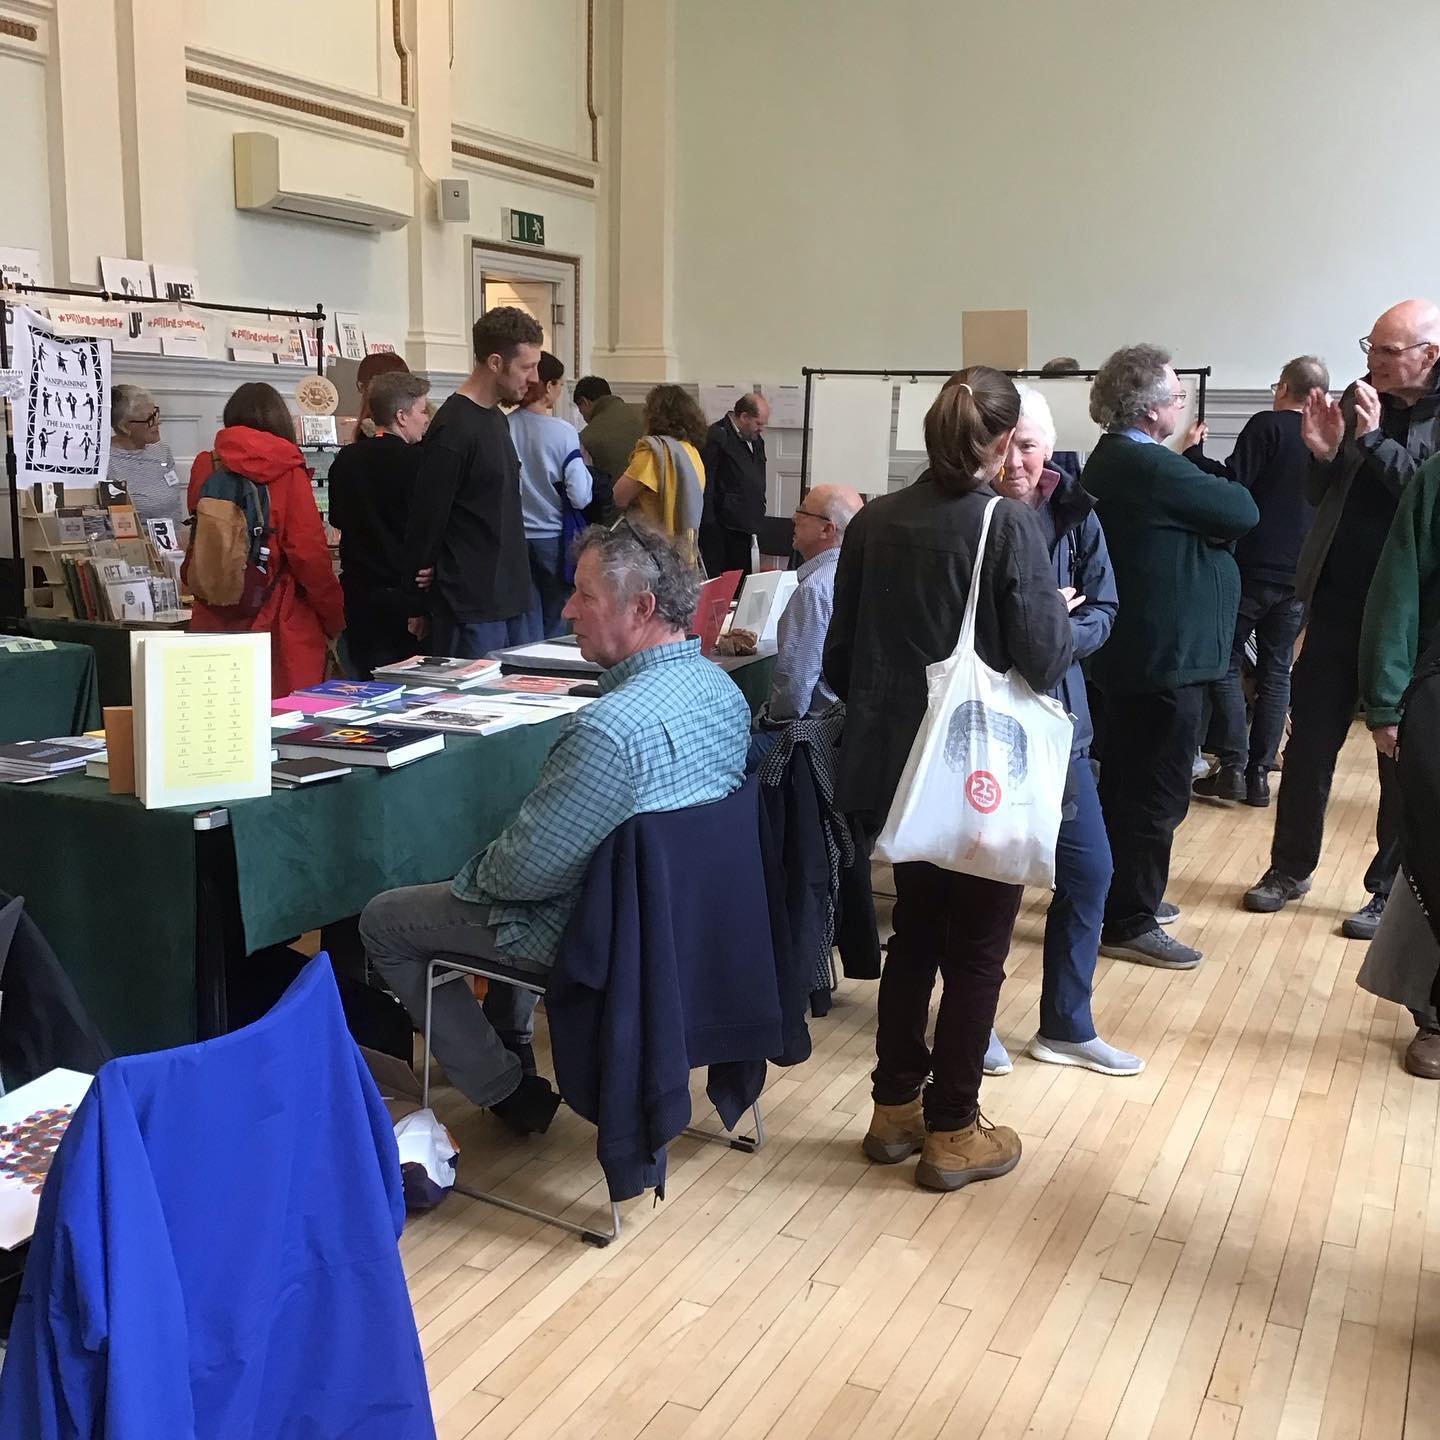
469, 241, 581, 378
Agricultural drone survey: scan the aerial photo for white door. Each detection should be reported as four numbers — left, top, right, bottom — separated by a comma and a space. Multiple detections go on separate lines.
471, 244, 579, 381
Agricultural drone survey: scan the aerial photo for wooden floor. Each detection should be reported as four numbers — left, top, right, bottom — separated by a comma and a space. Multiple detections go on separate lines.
404, 725, 1439, 1440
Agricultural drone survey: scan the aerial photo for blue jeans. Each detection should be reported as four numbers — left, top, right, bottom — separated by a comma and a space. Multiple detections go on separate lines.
524, 534, 572, 640
1211, 580, 1306, 774
1041, 756, 1113, 1042
431, 607, 530, 660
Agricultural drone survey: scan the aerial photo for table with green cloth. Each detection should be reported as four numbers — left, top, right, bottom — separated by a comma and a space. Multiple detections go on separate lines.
0, 642, 101, 743
0, 654, 775, 1055
22, 616, 186, 709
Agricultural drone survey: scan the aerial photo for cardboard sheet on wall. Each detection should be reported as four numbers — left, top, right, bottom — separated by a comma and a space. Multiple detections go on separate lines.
962, 310, 1028, 369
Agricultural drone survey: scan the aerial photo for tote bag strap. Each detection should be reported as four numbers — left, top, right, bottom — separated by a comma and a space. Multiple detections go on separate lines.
954, 494, 1002, 658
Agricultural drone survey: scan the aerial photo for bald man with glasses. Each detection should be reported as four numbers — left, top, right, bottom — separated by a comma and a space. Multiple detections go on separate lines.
1246, 298, 1440, 939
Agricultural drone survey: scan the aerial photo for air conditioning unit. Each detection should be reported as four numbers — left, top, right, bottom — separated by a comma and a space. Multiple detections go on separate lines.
233, 131, 413, 233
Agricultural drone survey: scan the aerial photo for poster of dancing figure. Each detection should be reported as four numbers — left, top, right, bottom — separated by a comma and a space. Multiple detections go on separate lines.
10, 306, 111, 491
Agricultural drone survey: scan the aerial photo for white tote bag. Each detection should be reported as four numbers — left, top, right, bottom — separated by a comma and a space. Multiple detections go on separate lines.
874, 496, 1074, 888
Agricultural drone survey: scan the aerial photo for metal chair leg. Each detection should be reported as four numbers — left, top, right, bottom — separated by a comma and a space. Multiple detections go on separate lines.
683, 1099, 765, 1154
451, 1184, 621, 1246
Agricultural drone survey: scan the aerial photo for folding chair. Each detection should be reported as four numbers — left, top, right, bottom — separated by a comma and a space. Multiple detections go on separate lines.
420, 956, 764, 1247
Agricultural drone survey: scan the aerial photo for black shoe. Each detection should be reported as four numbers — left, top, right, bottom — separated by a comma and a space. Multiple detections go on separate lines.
1245, 770, 1271, 808
1194, 766, 1245, 803
489, 1074, 561, 1135
1243, 868, 1312, 913
1341, 893, 1386, 940
1156, 901, 1181, 926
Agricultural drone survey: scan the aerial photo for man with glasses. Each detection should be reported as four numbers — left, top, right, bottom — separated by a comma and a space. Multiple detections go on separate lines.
757, 483, 864, 727
360, 520, 750, 1134
1246, 299, 1440, 939
1185, 356, 1329, 807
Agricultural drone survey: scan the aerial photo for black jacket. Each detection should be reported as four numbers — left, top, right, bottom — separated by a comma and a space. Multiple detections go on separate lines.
328, 432, 422, 602
1185, 409, 1314, 589
701, 417, 768, 535
824, 475, 1073, 821
1296, 368, 1440, 608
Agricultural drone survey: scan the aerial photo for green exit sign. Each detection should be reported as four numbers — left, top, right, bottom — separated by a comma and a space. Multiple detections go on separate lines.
508, 209, 545, 246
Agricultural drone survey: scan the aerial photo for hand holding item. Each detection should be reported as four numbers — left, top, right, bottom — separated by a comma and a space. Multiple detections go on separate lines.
1301, 390, 1344, 461
1183, 421, 1207, 450
1059, 587, 1086, 613
1373, 723, 1399, 759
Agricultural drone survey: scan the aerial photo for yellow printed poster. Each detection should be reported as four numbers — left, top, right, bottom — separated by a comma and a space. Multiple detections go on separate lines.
132, 632, 271, 809
161, 642, 259, 790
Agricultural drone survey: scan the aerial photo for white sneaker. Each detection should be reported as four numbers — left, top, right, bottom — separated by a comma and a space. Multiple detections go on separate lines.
1026, 1034, 1146, 1076
983, 1030, 1013, 1076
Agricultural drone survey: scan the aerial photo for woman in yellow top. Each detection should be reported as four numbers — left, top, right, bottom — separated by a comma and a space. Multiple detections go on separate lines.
611, 385, 708, 564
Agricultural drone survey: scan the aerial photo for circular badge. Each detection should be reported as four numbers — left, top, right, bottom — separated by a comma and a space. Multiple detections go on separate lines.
965, 769, 1002, 814
295, 374, 339, 415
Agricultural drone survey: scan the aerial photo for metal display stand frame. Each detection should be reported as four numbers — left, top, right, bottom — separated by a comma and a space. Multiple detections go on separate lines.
796, 364, 1212, 497
1, 283, 326, 624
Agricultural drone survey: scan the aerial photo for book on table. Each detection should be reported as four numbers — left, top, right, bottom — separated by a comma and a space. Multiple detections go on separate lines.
473, 673, 587, 697
293, 679, 406, 706
271, 756, 353, 788
385, 697, 527, 737
272, 692, 362, 718
274, 724, 445, 769
0, 741, 96, 780
370, 655, 502, 689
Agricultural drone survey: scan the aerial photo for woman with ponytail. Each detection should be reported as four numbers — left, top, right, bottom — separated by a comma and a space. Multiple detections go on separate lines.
824, 365, 1072, 1193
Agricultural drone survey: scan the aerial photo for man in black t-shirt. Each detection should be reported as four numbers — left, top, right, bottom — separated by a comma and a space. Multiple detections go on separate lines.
1245, 299, 1440, 938
1184, 356, 1328, 807
328, 370, 431, 677
404, 307, 542, 658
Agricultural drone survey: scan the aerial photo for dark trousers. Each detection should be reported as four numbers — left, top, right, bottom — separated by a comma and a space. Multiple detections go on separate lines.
872, 862, 1022, 1131
699, 523, 753, 579
1271, 614, 1401, 895
1099, 685, 1205, 942
1041, 756, 1113, 1042
431, 604, 529, 661
524, 534, 572, 640
342, 586, 414, 679
1211, 580, 1307, 774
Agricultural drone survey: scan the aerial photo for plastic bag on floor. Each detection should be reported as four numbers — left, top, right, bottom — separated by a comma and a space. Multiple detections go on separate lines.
393, 1108, 458, 1213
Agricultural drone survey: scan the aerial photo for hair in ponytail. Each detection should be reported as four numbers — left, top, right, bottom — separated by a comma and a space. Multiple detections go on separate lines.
923, 365, 1021, 494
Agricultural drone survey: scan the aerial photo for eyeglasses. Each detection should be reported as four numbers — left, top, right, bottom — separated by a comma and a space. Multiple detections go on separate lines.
606, 514, 666, 570
1168, 390, 1187, 406
1360, 338, 1430, 358
130, 409, 160, 426
1269, 383, 1280, 395
793, 507, 830, 522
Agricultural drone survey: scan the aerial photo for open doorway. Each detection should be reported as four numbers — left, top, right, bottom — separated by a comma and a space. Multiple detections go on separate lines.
471, 242, 580, 383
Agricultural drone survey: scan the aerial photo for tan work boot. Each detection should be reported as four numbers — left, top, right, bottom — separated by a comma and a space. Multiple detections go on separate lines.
862, 1097, 926, 1165
915, 1113, 1021, 1192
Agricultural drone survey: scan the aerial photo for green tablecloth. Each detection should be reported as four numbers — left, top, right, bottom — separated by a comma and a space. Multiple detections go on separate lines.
22, 617, 181, 708
0, 642, 101, 742
0, 654, 775, 1056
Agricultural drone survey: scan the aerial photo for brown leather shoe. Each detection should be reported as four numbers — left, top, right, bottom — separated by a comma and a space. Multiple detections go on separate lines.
1405, 1028, 1440, 1079
862, 1097, 925, 1164
915, 1113, 1022, 1192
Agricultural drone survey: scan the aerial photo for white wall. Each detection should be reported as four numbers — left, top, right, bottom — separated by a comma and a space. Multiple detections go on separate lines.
674, 0, 1437, 389
0, 45, 52, 264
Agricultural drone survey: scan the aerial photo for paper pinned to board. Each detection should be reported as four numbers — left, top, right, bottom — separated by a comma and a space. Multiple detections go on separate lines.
808, 375, 895, 495
895, 380, 943, 453
698, 383, 748, 425
759, 382, 805, 430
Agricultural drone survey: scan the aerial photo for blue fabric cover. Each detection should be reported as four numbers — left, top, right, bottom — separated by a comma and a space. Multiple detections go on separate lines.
0, 954, 435, 1439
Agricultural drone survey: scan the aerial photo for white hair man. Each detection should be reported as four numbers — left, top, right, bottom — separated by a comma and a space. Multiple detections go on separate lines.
759, 483, 865, 726
1246, 299, 1440, 947
361, 521, 750, 1133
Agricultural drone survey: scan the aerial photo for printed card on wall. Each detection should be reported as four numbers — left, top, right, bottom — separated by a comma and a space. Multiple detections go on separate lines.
365, 337, 398, 356
227, 321, 288, 364
9, 307, 112, 490
149, 263, 199, 302
145, 307, 210, 358
1, 246, 45, 351
99, 256, 154, 300
334, 310, 366, 360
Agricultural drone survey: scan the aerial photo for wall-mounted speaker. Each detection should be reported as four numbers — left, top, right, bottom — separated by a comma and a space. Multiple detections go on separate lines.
437, 178, 470, 223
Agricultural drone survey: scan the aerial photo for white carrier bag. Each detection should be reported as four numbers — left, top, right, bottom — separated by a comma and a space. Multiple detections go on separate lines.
874, 495, 1073, 887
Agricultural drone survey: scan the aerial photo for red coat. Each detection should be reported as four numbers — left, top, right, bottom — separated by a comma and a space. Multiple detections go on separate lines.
186, 426, 345, 697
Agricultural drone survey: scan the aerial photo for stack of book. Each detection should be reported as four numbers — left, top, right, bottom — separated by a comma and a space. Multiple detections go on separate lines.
274, 724, 445, 770
371, 655, 502, 689
0, 739, 101, 784
0, 634, 57, 654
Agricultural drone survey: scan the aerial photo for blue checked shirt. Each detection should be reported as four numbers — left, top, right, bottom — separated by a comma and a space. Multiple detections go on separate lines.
452, 638, 750, 968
